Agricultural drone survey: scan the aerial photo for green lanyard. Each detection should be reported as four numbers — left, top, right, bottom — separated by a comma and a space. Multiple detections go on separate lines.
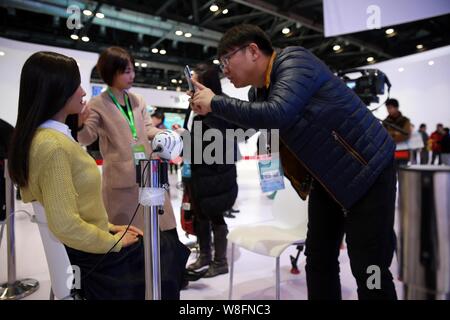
107, 88, 138, 140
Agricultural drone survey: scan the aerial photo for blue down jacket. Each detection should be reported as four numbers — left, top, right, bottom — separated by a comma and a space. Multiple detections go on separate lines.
210, 46, 395, 209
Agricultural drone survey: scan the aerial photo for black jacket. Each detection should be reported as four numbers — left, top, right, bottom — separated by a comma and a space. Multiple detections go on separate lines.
184, 112, 238, 217
210, 46, 395, 209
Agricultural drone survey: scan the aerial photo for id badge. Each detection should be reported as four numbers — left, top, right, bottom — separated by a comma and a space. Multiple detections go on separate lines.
258, 153, 285, 193
181, 162, 192, 178
131, 143, 146, 165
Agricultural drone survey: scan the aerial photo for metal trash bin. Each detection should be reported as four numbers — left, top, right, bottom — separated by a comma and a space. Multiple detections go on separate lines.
398, 165, 450, 300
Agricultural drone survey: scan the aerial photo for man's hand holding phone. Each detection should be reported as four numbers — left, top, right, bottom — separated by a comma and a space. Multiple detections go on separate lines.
190, 78, 214, 115
184, 65, 215, 115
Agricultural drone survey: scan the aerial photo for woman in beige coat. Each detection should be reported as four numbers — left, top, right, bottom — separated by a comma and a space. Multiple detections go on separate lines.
78, 47, 176, 231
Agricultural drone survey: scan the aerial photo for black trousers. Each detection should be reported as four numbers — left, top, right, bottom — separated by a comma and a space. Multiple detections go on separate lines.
66, 230, 189, 300
305, 161, 397, 300
420, 150, 429, 165
431, 151, 441, 165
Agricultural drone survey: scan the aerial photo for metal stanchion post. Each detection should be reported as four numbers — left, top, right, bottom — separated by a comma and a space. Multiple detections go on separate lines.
0, 159, 39, 300
398, 165, 450, 300
141, 159, 161, 300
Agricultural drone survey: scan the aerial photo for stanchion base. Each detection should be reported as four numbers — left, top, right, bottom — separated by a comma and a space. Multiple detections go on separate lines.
0, 279, 39, 300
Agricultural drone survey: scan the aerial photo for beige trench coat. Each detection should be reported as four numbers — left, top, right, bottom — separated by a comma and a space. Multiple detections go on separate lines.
78, 91, 177, 231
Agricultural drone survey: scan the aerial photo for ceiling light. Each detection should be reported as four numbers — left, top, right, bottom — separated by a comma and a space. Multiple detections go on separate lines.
171, 79, 178, 84
333, 45, 341, 51
159, 49, 167, 55
210, 5, 219, 12
416, 44, 423, 50
282, 27, 290, 34
70, 34, 79, 40
175, 30, 183, 36
222, 9, 229, 14
213, 59, 220, 65
184, 32, 192, 38
367, 56, 374, 63
157, 86, 162, 90
95, 12, 104, 19
83, 9, 92, 16
178, 80, 182, 84
141, 63, 147, 68
398, 67, 404, 72
0, 51, 5, 56
81, 36, 90, 42
385, 28, 394, 35
151, 48, 159, 53
428, 60, 434, 66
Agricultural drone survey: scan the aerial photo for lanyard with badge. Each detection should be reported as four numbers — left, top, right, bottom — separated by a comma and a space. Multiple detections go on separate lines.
258, 150, 285, 193
107, 88, 146, 164
257, 127, 284, 194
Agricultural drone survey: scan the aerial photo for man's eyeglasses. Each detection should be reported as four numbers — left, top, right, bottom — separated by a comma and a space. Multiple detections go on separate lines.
219, 44, 249, 72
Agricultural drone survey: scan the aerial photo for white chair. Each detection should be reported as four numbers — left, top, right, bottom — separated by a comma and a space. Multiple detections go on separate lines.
32, 202, 75, 300
227, 180, 308, 299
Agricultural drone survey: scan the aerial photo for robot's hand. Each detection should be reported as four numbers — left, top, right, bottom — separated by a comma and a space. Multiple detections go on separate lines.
151, 130, 183, 161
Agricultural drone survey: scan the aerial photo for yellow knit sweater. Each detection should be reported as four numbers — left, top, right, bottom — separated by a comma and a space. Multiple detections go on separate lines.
21, 128, 123, 254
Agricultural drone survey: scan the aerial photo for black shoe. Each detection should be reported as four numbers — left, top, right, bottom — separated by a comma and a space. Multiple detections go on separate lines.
183, 268, 207, 282
223, 210, 236, 218
203, 262, 229, 278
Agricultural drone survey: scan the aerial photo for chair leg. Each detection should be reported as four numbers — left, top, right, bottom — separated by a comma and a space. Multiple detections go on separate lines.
50, 288, 55, 300
276, 256, 280, 300
228, 243, 235, 300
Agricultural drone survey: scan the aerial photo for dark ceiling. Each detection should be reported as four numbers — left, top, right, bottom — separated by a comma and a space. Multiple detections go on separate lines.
1, 0, 449, 90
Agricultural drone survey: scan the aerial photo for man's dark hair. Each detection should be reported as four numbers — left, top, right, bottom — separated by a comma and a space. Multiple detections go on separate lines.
218, 24, 273, 58
193, 63, 222, 95
419, 123, 426, 129
444, 127, 449, 134
97, 47, 134, 86
386, 98, 399, 108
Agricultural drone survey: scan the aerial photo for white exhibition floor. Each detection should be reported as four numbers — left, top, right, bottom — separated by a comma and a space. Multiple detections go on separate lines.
0, 159, 404, 300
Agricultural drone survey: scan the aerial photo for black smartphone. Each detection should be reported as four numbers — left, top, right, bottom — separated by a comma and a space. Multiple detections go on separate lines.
184, 65, 195, 93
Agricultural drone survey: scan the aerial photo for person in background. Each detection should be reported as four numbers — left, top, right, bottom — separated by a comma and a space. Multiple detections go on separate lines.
78, 46, 200, 289
440, 127, 450, 165
418, 123, 429, 165
151, 110, 167, 129
430, 123, 444, 165
383, 98, 411, 168
77, 47, 176, 231
7, 51, 189, 299
183, 63, 239, 278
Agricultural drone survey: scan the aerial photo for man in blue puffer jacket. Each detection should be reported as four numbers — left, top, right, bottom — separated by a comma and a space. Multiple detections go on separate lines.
191, 25, 397, 300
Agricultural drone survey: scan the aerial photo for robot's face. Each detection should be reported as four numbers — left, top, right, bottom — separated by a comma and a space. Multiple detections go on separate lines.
152, 131, 183, 160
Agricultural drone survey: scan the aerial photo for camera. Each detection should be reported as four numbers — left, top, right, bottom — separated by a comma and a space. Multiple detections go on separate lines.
338, 69, 391, 105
